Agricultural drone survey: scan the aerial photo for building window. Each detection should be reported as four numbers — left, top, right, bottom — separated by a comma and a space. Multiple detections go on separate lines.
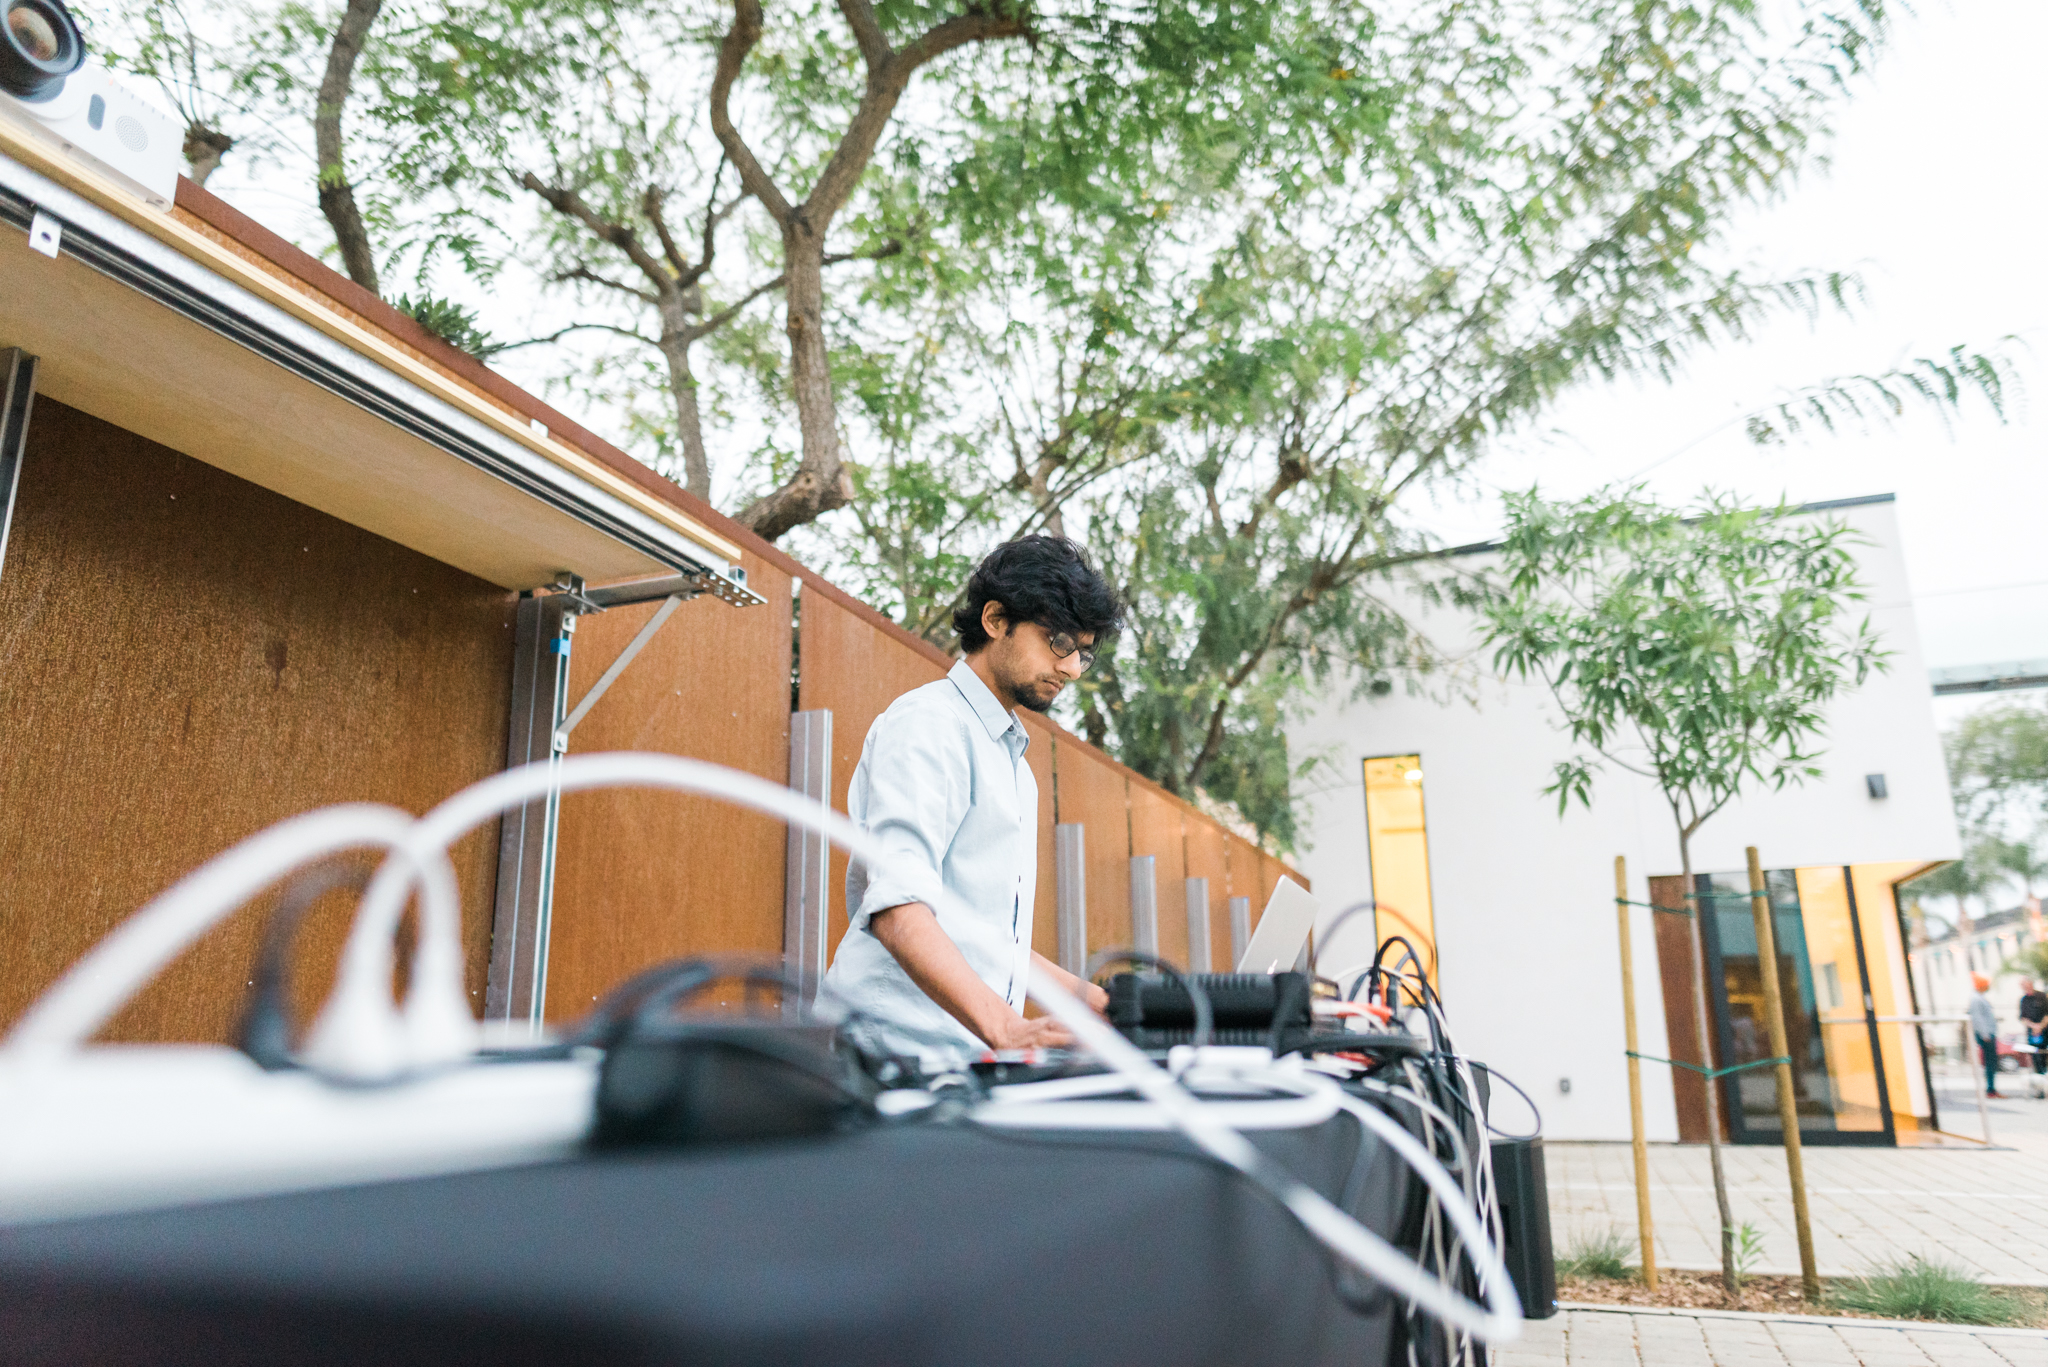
1361, 754, 1438, 990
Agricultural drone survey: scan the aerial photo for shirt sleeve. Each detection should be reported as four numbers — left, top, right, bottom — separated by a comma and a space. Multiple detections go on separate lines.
849, 704, 974, 932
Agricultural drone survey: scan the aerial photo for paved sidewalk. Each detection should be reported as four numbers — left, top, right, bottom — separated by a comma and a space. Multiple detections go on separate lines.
1547, 1136, 2048, 1286
1496, 1308, 2048, 1366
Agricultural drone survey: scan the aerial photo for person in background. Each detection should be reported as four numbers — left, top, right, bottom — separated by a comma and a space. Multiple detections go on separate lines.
2019, 977, 2048, 1099
1969, 973, 2002, 1099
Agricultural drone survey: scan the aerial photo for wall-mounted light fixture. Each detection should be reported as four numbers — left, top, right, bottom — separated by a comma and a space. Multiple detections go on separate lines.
1866, 773, 1889, 800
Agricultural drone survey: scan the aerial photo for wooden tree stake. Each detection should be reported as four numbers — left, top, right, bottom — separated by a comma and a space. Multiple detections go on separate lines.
1616, 855, 1658, 1291
1747, 846, 1820, 1301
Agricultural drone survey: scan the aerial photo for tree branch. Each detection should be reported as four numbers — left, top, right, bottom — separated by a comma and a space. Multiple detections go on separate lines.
642, 185, 694, 282
491, 321, 659, 352
682, 272, 787, 343
551, 263, 658, 304
313, 0, 384, 293
837, 0, 892, 70
806, 9, 1028, 224
708, 0, 792, 225
521, 173, 673, 291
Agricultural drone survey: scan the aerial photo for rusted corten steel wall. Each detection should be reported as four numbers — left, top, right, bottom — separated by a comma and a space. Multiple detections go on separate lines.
0, 178, 1308, 1045
0, 400, 513, 1043
541, 550, 795, 1023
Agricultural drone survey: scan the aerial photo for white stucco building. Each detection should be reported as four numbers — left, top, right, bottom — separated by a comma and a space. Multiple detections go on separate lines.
1290, 494, 1963, 1146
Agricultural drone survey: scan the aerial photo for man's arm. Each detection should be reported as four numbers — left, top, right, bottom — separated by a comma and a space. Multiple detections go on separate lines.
870, 902, 1075, 1048
1030, 951, 1109, 1014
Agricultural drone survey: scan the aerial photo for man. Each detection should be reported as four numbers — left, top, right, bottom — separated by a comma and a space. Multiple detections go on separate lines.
2018, 977, 2048, 1099
822, 536, 1122, 1059
1968, 973, 2002, 1099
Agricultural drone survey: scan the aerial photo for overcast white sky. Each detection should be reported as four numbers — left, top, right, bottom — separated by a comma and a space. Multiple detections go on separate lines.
1410, 0, 2048, 694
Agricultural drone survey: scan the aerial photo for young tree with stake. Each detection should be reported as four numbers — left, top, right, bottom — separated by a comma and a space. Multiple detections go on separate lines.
1479, 487, 1888, 1297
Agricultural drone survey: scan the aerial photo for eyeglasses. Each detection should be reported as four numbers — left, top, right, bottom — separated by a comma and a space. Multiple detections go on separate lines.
1043, 628, 1097, 671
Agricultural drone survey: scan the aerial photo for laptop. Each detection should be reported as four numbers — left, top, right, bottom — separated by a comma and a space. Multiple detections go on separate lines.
1235, 876, 1320, 974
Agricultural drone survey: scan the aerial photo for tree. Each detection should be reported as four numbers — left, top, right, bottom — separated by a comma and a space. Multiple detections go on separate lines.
1945, 701, 2048, 835
310, 0, 385, 291
95, 0, 250, 185
770, 0, 2007, 843
1988, 834, 2048, 904
374, 0, 823, 501
1477, 486, 1887, 1298
1905, 848, 1991, 935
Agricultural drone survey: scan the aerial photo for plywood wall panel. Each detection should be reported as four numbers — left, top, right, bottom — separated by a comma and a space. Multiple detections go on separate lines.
794, 589, 948, 964
1052, 736, 1131, 957
542, 553, 794, 1020
0, 400, 513, 1042
1225, 833, 1267, 941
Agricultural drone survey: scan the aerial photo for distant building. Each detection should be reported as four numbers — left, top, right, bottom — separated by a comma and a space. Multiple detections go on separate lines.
1910, 898, 2045, 1053
1289, 494, 1965, 1147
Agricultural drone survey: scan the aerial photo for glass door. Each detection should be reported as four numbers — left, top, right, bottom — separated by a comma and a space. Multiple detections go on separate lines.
1696, 868, 1893, 1146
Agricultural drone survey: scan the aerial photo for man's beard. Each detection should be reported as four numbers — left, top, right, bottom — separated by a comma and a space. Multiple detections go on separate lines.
1008, 672, 1060, 714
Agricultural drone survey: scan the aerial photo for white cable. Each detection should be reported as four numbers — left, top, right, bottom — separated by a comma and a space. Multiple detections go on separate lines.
2, 804, 452, 1060
306, 754, 972, 1076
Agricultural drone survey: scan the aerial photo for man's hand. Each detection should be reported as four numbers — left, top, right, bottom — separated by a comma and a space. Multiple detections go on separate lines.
986, 1014, 1076, 1050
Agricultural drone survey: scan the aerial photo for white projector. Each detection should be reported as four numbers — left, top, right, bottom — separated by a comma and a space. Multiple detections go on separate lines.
1, 0, 180, 209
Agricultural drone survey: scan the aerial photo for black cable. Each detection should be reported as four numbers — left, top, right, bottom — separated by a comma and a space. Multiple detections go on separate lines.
237, 861, 373, 1070
1311, 901, 1381, 977
1087, 948, 1215, 1051
1430, 1057, 1544, 1143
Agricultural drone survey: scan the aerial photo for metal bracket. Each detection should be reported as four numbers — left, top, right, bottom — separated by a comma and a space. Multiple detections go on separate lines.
0, 348, 38, 584
552, 592, 688, 751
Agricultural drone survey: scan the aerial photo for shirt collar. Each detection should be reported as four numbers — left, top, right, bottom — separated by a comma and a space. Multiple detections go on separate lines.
948, 658, 1025, 746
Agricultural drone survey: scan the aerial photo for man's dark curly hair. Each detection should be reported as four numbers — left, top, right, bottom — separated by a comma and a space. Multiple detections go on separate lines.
953, 536, 1124, 653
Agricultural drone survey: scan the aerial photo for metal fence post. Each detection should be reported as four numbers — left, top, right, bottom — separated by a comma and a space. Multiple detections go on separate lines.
1130, 855, 1158, 959
1055, 824, 1087, 976
783, 710, 833, 1014
1185, 877, 1212, 973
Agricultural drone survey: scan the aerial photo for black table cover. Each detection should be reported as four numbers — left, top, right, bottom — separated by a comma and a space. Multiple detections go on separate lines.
0, 1109, 1438, 1367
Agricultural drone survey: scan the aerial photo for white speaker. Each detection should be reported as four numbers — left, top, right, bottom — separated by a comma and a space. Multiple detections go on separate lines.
1, 0, 180, 209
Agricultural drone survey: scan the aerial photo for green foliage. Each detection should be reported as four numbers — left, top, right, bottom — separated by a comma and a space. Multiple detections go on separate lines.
2003, 941, 2048, 983
1479, 488, 1889, 838
1731, 1222, 1766, 1287
1831, 1255, 2028, 1326
90, 0, 2017, 845
1744, 345, 2021, 446
1556, 1227, 1636, 1282
394, 292, 501, 357
1946, 700, 2048, 834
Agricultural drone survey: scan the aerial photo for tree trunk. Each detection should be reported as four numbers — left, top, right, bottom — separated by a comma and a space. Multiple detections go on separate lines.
1680, 826, 1740, 1296
314, 0, 384, 295
735, 221, 852, 540
656, 293, 711, 503
182, 123, 233, 187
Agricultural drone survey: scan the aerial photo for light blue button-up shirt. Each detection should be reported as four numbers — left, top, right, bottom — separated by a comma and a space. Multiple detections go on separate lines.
822, 659, 1038, 1059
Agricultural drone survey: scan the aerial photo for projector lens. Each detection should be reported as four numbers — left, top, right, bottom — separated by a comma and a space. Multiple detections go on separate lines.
1, 0, 84, 101
10, 6, 57, 60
